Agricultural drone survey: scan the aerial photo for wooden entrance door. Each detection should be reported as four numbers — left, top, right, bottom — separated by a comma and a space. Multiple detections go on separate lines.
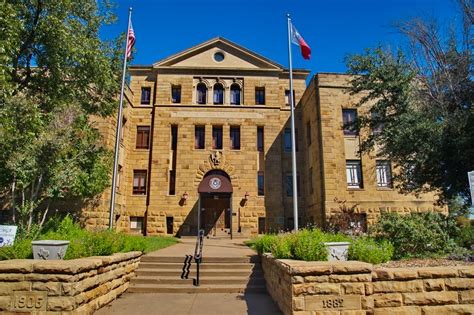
200, 193, 231, 237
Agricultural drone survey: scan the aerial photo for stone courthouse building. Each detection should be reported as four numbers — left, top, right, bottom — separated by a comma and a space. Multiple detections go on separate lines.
84, 37, 442, 237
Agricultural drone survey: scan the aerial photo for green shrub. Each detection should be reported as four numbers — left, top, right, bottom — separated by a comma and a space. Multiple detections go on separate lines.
371, 212, 457, 259
348, 237, 393, 264
0, 216, 178, 260
250, 234, 278, 254
455, 224, 474, 249
0, 238, 33, 260
272, 235, 294, 259
292, 230, 328, 261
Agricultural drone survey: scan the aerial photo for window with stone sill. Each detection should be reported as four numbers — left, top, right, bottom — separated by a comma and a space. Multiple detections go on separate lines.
141, 87, 151, 105
171, 85, 181, 103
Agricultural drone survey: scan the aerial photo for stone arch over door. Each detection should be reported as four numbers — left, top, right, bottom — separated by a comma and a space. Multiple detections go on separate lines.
194, 153, 240, 189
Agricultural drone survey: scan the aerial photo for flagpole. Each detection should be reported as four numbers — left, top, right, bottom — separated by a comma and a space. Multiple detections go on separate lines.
287, 14, 299, 231
109, 7, 133, 229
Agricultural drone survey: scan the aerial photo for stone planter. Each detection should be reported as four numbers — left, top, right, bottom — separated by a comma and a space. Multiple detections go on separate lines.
32, 240, 70, 260
324, 242, 350, 261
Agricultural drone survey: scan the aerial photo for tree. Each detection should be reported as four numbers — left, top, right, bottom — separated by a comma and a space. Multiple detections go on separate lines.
345, 1, 474, 206
0, 0, 122, 235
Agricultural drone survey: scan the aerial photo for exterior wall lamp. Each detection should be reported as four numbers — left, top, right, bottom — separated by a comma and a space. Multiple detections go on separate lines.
241, 192, 250, 206
182, 191, 189, 205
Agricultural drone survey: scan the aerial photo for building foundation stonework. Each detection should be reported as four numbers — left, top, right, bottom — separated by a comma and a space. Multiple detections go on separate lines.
83, 37, 444, 237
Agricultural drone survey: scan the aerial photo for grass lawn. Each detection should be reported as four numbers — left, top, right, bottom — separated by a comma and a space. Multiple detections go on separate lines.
141, 236, 179, 253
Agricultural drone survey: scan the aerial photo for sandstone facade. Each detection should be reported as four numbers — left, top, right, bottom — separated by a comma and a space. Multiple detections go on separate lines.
83, 38, 443, 236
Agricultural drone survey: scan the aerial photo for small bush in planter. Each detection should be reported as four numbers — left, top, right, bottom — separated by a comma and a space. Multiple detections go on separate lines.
292, 229, 328, 261
371, 212, 457, 259
271, 235, 294, 259
249, 234, 278, 254
348, 237, 393, 264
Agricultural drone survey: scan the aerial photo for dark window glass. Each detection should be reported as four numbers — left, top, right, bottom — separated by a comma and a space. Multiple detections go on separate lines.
230, 84, 241, 105
169, 170, 176, 195
342, 109, 358, 135
255, 87, 265, 105
258, 171, 264, 196
195, 126, 205, 149
213, 83, 224, 105
166, 217, 174, 234
136, 126, 150, 149
230, 126, 241, 150
171, 125, 178, 151
257, 127, 264, 152
212, 126, 223, 149
197, 83, 207, 104
133, 170, 147, 195
346, 160, 363, 188
171, 85, 181, 103
284, 128, 298, 152
141, 87, 151, 105
285, 174, 301, 197
285, 89, 295, 106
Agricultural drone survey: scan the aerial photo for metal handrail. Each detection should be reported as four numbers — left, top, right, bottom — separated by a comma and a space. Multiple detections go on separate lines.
193, 229, 204, 286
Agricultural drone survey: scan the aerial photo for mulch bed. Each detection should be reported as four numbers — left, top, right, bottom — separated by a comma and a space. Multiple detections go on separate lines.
378, 258, 473, 268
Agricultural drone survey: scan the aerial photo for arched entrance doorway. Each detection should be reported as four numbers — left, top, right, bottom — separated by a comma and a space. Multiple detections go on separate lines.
197, 170, 233, 238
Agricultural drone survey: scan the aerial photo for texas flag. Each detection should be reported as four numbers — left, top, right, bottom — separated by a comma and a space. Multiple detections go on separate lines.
290, 23, 311, 60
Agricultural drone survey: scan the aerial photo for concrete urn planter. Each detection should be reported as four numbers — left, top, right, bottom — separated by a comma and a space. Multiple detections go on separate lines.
32, 240, 70, 260
324, 242, 350, 261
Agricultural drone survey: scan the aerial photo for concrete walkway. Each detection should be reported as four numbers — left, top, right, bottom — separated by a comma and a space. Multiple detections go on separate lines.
95, 238, 282, 315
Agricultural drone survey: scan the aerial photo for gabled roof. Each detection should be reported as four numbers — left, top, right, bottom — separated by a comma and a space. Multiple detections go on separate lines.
152, 37, 284, 70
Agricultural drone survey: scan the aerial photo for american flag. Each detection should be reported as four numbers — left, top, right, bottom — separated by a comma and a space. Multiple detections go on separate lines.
126, 22, 135, 59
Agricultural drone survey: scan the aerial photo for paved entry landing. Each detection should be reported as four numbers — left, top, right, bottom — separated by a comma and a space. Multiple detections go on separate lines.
96, 238, 281, 315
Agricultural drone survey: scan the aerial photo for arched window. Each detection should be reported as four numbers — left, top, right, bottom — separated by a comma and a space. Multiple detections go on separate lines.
230, 84, 241, 105
213, 83, 224, 105
196, 83, 207, 104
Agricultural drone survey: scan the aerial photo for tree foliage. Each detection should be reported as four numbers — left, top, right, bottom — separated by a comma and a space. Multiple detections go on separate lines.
0, 0, 122, 234
345, 1, 474, 205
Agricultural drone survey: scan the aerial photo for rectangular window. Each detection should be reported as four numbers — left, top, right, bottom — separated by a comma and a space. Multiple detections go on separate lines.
116, 165, 123, 189
371, 112, 384, 135
136, 126, 150, 149
376, 160, 392, 188
171, 125, 178, 151
309, 167, 314, 194
346, 160, 363, 188
195, 126, 205, 149
169, 170, 176, 195
258, 171, 264, 196
166, 217, 174, 234
285, 174, 301, 196
230, 126, 241, 150
120, 117, 127, 142
212, 126, 223, 149
130, 217, 144, 231
255, 87, 265, 105
141, 87, 151, 105
342, 109, 358, 136
285, 89, 295, 106
171, 85, 181, 103
257, 127, 264, 152
306, 121, 311, 145
133, 170, 147, 195
284, 128, 298, 152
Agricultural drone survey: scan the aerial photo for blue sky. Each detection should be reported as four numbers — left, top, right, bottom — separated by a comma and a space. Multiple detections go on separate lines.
101, 0, 460, 76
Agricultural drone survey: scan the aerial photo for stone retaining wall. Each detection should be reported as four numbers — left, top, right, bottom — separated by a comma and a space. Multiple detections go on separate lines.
0, 251, 141, 314
262, 254, 474, 315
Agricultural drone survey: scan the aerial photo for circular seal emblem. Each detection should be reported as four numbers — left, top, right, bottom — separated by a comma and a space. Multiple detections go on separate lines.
209, 177, 222, 190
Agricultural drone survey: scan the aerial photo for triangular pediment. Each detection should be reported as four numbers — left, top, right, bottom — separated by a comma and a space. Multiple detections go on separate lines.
153, 37, 283, 70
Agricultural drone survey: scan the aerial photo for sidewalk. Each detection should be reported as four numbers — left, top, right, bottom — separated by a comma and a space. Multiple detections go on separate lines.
95, 292, 281, 315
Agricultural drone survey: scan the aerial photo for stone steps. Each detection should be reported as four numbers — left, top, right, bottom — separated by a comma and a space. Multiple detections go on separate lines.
131, 254, 267, 294
139, 262, 257, 270
127, 284, 267, 294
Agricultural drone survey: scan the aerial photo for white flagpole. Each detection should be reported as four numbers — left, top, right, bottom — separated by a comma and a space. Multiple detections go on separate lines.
287, 14, 299, 231
109, 7, 133, 229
